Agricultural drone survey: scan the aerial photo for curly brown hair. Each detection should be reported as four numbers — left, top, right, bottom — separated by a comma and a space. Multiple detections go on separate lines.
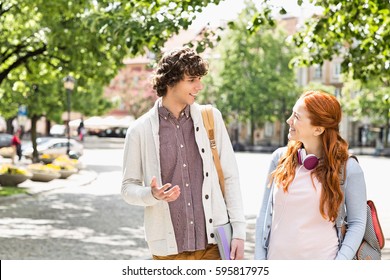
152, 47, 208, 97
272, 90, 349, 222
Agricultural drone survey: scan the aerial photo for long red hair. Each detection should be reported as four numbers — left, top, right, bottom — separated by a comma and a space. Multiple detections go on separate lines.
271, 90, 349, 221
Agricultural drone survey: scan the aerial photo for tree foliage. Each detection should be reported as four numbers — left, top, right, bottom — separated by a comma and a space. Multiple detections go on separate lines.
341, 76, 390, 146
249, 0, 390, 82
202, 3, 300, 145
0, 0, 222, 85
0, 0, 221, 159
0, 0, 222, 121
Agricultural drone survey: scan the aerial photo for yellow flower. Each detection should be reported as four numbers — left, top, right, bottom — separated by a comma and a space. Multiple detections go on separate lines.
0, 164, 30, 175
28, 163, 61, 173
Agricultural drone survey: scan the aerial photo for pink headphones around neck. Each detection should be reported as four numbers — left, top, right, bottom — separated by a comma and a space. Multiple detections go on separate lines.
297, 148, 319, 170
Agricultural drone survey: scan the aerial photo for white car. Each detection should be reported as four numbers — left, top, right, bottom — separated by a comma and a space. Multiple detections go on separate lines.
22, 137, 84, 159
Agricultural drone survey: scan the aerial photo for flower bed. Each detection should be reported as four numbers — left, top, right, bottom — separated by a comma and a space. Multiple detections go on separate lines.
28, 163, 61, 182
0, 164, 32, 186
51, 155, 78, 179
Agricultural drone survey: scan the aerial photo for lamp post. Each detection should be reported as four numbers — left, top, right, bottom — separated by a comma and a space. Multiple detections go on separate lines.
63, 75, 75, 155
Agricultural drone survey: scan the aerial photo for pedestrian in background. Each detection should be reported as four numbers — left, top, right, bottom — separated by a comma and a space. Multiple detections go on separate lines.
121, 47, 246, 260
255, 90, 367, 260
77, 119, 85, 142
11, 129, 22, 163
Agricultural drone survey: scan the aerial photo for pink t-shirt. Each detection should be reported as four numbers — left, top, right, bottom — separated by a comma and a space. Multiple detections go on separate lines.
267, 166, 339, 259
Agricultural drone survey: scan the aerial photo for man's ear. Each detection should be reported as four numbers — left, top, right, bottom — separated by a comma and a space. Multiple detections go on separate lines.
314, 126, 325, 136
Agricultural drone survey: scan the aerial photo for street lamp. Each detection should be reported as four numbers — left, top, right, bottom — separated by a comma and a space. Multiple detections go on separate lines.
63, 75, 75, 155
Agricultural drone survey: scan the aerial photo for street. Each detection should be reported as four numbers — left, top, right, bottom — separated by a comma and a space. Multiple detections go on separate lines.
0, 137, 389, 259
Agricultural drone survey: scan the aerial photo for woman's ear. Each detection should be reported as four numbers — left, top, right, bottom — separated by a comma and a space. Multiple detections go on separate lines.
314, 126, 325, 136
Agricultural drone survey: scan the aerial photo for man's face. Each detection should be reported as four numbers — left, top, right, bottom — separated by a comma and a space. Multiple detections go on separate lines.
167, 74, 204, 106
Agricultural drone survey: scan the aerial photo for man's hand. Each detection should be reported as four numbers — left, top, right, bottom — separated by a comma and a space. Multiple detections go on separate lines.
230, 238, 245, 260
150, 176, 180, 202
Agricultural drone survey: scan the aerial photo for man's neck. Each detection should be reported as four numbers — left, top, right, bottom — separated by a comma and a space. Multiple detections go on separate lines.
161, 97, 187, 119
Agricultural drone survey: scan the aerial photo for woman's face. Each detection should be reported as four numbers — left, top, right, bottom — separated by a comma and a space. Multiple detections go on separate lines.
286, 98, 317, 142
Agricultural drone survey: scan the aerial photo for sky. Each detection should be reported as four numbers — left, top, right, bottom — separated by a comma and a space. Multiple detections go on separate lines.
190, 0, 322, 30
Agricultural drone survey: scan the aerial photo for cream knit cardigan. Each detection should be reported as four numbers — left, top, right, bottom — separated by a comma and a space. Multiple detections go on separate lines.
121, 99, 246, 256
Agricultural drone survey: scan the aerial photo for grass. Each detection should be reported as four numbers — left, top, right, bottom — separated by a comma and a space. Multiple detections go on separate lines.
0, 186, 28, 197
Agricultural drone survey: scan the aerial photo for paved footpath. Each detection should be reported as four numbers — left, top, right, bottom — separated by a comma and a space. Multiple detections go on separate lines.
1, 149, 389, 260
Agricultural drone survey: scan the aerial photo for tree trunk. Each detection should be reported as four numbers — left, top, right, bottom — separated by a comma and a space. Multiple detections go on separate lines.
31, 115, 40, 163
249, 105, 254, 146
45, 119, 51, 136
6, 118, 14, 134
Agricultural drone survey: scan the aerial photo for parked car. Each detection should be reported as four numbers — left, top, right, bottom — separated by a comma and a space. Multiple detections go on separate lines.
49, 124, 66, 137
98, 127, 127, 138
22, 137, 84, 159
0, 133, 13, 148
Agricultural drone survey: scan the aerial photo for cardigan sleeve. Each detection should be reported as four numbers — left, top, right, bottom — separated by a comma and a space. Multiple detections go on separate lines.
254, 147, 286, 259
121, 120, 159, 207
335, 158, 367, 260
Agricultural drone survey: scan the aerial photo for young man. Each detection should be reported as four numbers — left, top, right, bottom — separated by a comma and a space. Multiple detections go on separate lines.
121, 47, 245, 260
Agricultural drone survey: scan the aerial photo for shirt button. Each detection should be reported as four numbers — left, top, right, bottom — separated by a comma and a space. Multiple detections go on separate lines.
209, 219, 213, 223
201, 148, 205, 153
205, 172, 208, 177
176, 125, 179, 129
190, 221, 194, 225
196, 127, 199, 131
180, 144, 184, 148
210, 233, 215, 238
205, 195, 209, 199
183, 164, 186, 167
188, 203, 191, 206
186, 183, 189, 187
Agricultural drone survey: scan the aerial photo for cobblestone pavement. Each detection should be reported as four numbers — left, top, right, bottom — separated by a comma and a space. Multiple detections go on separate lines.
0, 184, 150, 259
0, 190, 256, 259
0, 147, 151, 260
0, 184, 257, 260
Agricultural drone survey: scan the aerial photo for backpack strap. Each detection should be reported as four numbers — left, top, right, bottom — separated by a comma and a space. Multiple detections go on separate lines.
201, 105, 226, 198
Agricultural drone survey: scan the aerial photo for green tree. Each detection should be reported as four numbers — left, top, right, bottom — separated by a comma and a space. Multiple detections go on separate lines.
248, 0, 390, 82
302, 82, 335, 95
0, 0, 222, 85
203, 3, 299, 146
341, 76, 390, 147
1, 0, 221, 159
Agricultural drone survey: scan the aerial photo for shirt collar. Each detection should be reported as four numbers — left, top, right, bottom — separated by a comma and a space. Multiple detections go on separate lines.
158, 102, 191, 119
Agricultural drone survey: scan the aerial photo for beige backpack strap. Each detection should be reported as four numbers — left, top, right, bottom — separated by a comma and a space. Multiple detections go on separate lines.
201, 105, 226, 197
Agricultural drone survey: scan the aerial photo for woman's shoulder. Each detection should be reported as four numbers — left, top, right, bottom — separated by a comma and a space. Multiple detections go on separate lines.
272, 146, 287, 159
346, 155, 364, 175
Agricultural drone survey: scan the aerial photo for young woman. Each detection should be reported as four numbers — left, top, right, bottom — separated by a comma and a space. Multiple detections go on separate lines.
255, 90, 367, 260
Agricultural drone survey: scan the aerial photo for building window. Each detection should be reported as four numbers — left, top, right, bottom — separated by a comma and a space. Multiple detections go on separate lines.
333, 63, 341, 77
335, 88, 341, 98
264, 122, 273, 137
313, 65, 322, 79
